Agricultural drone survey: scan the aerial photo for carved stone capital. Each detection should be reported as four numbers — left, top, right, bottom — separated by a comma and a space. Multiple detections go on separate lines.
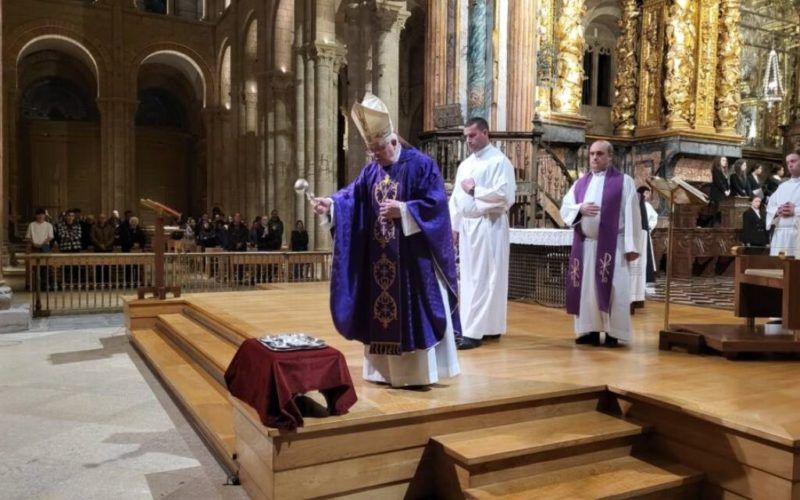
374, 1, 410, 33
312, 42, 347, 72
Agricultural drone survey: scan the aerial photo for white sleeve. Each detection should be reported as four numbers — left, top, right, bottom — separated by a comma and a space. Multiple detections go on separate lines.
623, 178, 643, 254
766, 192, 779, 229
319, 198, 335, 230
25, 223, 33, 241
473, 158, 517, 212
399, 202, 422, 236
449, 165, 463, 231
646, 202, 659, 230
560, 184, 582, 227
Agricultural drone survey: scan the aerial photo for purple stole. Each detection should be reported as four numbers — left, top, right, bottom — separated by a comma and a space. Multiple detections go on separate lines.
566, 168, 624, 315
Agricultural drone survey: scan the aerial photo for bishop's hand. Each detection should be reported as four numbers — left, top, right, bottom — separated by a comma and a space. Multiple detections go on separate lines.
312, 197, 331, 215
379, 200, 402, 219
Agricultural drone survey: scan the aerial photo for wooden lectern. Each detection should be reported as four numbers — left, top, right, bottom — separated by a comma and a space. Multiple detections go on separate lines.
647, 177, 708, 332
137, 199, 182, 300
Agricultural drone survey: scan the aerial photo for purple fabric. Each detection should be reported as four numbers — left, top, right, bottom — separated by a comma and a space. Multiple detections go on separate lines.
329, 147, 461, 354
566, 168, 624, 315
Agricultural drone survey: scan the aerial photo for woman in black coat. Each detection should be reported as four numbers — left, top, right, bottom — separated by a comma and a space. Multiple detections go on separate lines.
741, 196, 769, 248
729, 159, 751, 197
747, 163, 764, 197
708, 156, 730, 227
763, 164, 784, 201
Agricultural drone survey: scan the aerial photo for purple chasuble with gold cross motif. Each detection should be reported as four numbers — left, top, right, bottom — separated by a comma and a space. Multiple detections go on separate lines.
566, 168, 624, 315
328, 147, 461, 355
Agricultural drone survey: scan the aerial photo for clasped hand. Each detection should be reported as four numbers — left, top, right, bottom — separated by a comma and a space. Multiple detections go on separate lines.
312, 197, 331, 215
778, 202, 796, 218
379, 200, 402, 219
580, 202, 601, 217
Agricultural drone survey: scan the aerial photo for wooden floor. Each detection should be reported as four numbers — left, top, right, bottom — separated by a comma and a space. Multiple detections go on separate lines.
174, 282, 800, 448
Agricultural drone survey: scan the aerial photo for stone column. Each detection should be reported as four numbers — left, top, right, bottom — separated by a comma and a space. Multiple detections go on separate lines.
294, 48, 307, 232
715, 0, 742, 134
345, 3, 372, 183
202, 106, 224, 210
467, 0, 489, 119
506, 0, 536, 131
312, 42, 346, 250
373, 1, 410, 123
303, 48, 317, 248
552, 0, 586, 116
424, 0, 448, 130
97, 97, 137, 213
663, 0, 697, 130
535, 0, 555, 118
612, 0, 640, 137
269, 70, 295, 243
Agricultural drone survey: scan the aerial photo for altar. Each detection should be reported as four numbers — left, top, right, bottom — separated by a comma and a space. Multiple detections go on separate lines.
508, 228, 572, 307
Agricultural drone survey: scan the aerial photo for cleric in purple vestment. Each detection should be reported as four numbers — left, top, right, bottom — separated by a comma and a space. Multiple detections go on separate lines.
312, 93, 461, 387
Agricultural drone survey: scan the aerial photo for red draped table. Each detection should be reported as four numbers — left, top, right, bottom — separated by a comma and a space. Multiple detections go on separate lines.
224, 338, 357, 430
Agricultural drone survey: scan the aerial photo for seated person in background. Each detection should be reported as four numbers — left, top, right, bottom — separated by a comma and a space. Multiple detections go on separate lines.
741, 196, 769, 250
120, 216, 147, 252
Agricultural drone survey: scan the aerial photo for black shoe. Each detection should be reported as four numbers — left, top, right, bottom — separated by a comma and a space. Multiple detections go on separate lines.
483, 334, 502, 340
604, 334, 620, 347
575, 332, 600, 345
456, 337, 482, 350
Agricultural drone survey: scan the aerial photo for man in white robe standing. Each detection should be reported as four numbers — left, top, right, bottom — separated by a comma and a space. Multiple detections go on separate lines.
560, 140, 642, 347
449, 117, 517, 350
630, 186, 659, 307
766, 151, 800, 257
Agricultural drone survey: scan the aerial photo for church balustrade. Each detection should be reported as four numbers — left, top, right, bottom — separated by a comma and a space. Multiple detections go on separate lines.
25, 251, 331, 316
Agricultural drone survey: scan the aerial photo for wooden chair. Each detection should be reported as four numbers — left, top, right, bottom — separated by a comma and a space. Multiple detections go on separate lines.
734, 250, 800, 330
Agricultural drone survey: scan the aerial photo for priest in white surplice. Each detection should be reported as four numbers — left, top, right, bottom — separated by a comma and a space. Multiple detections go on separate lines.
449, 117, 517, 350
560, 141, 642, 347
766, 151, 800, 257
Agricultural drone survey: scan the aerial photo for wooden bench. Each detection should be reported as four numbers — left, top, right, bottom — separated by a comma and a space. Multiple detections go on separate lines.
734, 253, 800, 330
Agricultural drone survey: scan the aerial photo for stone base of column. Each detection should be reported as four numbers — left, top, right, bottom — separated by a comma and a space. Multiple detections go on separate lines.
0, 285, 30, 334
540, 113, 590, 144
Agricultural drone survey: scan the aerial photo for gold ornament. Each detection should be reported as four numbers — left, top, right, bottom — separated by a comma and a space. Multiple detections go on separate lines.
553, 0, 586, 115
664, 0, 697, 129
612, 0, 640, 136
715, 0, 742, 133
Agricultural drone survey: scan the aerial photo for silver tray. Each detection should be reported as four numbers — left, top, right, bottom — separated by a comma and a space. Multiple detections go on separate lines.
258, 333, 327, 351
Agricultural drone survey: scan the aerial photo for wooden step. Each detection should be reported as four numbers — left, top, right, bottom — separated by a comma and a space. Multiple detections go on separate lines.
129, 328, 237, 474
434, 411, 649, 466
464, 454, 703, 500
156, 313, 237, 384
183, 306, 248, 347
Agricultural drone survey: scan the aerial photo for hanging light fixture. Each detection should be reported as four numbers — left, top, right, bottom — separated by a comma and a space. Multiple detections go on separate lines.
761, 46, 784, 110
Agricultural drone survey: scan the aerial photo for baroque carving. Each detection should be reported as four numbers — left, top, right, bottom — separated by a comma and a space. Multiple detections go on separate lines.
694, 0, 720, 131
638, 1, 666, 131
553, 0, 586, 115
612, 0, 640, 137
664, 0, 697, 128
715, 0, 742, 133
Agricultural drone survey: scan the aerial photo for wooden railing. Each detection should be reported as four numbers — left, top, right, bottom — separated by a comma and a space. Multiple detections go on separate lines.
26, 251, 331, 316
419, 130, 572, 227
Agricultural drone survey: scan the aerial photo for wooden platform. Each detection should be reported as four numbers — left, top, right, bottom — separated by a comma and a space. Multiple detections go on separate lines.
661, 323, 800, 359
125, 283, 800, 499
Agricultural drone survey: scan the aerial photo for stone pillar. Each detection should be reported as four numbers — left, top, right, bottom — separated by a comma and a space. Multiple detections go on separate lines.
715, 0, 742, 134
0, 2, 4, 286
303, 49, 316, 248
345, 3, 372, 183
663, 0, 696, 131
424, 0, 448, 130
294, 48, 307, 233
552, 0, 586, 116
312, 43, 345, 250
506, 0, 536, 131
612, 0, 640, 137
373, 1, 410, 123
203, 106, 224, 210
269, 70, 295, 244
98, 98, 137, 213
467, 0, 489, 119
535, 0, 555, 118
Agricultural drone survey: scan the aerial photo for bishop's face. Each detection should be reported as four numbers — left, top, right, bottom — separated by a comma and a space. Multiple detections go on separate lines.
368, 139, 398, 166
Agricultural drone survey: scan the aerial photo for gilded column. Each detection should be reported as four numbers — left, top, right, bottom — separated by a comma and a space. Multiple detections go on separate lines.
374, 1, 410, 123
312, 42, 346, 250
637, 0, 667, 135
535, 0, 555, 118
612, 0, 640, 137
663, 0, 697, 130
424, 0, 448, 130
506, 0, 536, 130
715, 0, 742, 134
552, 0, 586, 116
693, 0, 720, 134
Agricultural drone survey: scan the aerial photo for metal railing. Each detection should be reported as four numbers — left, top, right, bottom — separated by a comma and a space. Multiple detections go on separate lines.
26, 251, 331, 316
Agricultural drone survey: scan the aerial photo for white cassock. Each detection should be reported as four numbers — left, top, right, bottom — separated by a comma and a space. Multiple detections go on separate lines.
766, 177, 800, 257
630, 201, 659, 301
449, 144, 517, 340
321, 198, 460, 388
560, 170, 642, 341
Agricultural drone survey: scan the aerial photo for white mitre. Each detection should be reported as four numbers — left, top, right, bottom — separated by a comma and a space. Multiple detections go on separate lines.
351, 93, 394, 145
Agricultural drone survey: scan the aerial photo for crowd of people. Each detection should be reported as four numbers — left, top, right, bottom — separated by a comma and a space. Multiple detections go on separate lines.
25, 207, 311, 255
